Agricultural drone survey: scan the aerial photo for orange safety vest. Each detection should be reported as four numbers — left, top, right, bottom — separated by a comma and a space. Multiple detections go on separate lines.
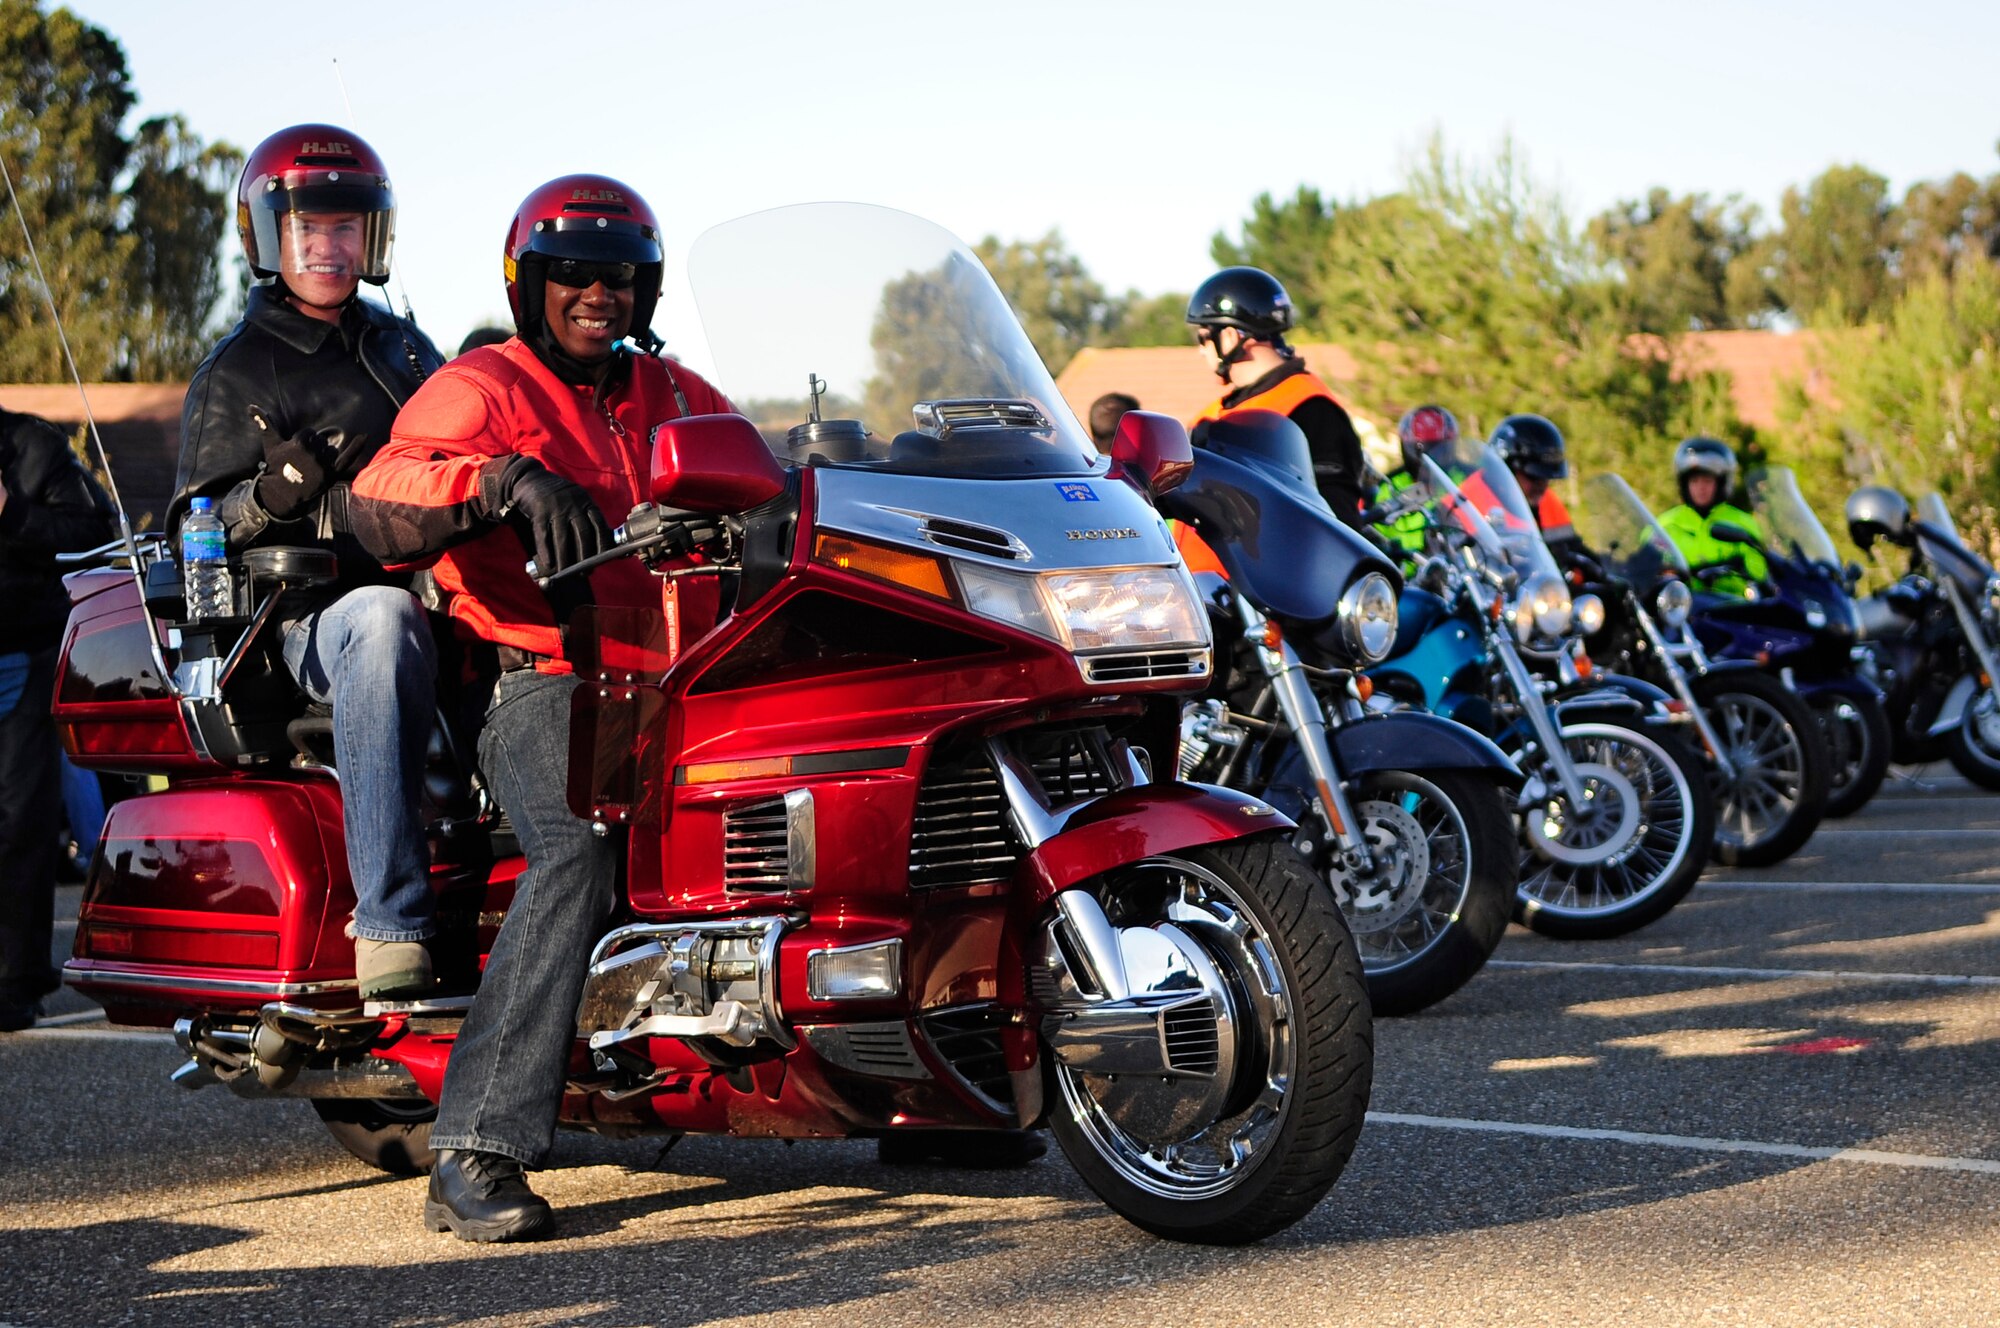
1457, 471, 1572, 540
1172, 519, 1229, 577
1191, 365, 1351, 427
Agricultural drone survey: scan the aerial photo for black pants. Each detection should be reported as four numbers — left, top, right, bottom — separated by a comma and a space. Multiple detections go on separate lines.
0, 647, 61, 1012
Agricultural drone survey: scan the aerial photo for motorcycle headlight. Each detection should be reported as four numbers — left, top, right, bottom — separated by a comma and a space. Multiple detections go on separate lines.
1513, 571, 1572, 644
957, 562, 1208, 654
1573, 592, 1606, 637
1656, 579, 1693, 629
1335, 571, 1399, 664
1986, 575, 2000, 620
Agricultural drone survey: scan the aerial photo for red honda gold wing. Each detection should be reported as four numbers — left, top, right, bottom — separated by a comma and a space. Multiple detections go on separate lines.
58, 203, 1372, 1243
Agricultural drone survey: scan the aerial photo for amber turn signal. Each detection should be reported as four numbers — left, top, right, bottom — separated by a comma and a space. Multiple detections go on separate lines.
813, 533, 952, 601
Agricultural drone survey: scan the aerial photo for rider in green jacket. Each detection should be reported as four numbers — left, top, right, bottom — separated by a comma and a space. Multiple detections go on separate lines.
1372, 404, 1462, 562
1659, 437, 1768, 598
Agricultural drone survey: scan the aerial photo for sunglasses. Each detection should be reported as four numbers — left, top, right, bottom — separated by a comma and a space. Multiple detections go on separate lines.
547, 258, 639, 291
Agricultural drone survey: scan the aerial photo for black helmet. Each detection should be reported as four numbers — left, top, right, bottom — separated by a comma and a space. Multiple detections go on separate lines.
1674, 436, 1738, 481
1489, 414, 1567, 480
1845, 485, 1913, 551
1186, 267, 1295, 341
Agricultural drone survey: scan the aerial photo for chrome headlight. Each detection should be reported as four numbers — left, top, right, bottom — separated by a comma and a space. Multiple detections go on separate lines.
956, 563, 1208, 653
1656, 579, 1693, 629
1513, 571, 1572, 643
1573, 592, 1606, 636
1335, 572, 1399, 664
1985, 575, 2000, 620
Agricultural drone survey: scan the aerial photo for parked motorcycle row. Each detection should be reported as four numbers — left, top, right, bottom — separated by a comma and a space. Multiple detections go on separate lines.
46, 203, 2000, 1246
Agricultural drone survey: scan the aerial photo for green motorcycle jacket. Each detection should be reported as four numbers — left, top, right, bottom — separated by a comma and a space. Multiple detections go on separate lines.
1659, 501, 1769, 597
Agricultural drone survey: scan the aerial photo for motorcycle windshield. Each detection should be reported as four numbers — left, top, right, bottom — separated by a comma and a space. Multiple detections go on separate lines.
1913, 492, 1995, 593
1577, 474, 1689, 583
1440, 445, 1564, 584
1746, 467, 1841, 569
1919, 492, 1959, 539
687, 203, 1097, 479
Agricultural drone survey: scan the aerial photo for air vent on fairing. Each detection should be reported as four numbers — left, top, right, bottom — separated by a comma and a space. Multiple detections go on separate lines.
917, 516, 1030, 560
921, 1005, 1014, 1111
907, 755, 1018, 890
722, 790, 814, 892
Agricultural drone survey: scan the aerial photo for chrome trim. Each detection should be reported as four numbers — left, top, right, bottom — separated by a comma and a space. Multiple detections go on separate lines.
583, 916, 792, 1051
63, 963, 356, 998
987, 740, 1105, 849
784, 788, 817, 890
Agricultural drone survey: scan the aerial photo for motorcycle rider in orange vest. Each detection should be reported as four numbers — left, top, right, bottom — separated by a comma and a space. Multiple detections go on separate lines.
1186, 267, 1369, 529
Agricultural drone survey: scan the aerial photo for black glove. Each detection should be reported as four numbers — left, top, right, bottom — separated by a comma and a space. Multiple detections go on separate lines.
485, 455, 614, 578
249, 407, 341, 521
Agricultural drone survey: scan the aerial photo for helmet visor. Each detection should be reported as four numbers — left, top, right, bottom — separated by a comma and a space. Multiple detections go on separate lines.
271, 208, 394, 286
522, 214, 662, 266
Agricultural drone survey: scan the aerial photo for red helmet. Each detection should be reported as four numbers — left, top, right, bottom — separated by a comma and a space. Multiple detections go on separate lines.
503, 174, 663, 343
236, 124, 394, 284
1396, 404, 1460, 450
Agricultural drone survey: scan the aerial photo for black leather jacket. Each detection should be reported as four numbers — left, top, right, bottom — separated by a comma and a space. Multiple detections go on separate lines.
171, 286, 442, 591
0, 408, 117, 654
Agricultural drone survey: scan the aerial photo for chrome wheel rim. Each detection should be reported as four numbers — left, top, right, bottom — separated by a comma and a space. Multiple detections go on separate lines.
1516, 722, 1696, 918
1709, 693, 1806, 848
1321, 774, 1473, 976
1055, 857, 1294, 1200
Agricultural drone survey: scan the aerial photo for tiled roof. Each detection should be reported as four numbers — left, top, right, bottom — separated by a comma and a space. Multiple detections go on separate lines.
0, 384, 184, 530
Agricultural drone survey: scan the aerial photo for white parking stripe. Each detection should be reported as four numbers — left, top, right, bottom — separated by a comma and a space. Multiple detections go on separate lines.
1699, 880, 2000, 894
1807, 827, 2000, 836
34, 1009, 107, 1026
1368, 1112, 2000, 1176
5, 1027, 169, 1044
1486, 958, 2000, 987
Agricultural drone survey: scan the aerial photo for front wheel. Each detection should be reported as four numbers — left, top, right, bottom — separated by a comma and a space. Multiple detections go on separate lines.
1045, 837, 1373, 1244
1946, 685, 2000, 790
1513, 718, 1714, 940
1303, 770, 1516, 1016
1695, 672, 1829, 866
1813, 690, 1892, 817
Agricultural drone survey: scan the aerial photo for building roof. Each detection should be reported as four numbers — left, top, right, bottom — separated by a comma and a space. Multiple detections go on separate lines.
0, 384, 184, 530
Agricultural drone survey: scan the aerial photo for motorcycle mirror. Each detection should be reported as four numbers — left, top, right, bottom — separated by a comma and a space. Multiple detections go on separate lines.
650, 413, 787, 513
1110, 411, 1194, 498
1709, 521, 1758, 545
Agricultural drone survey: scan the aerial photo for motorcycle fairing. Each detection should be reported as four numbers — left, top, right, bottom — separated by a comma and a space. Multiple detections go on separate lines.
1016, 782, 1294, 903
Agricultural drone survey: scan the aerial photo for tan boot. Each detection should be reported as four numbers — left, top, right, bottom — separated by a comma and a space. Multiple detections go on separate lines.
355, 938, 434, 1001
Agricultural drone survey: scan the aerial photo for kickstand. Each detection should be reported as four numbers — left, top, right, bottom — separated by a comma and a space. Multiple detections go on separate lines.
648, 1133, 685, 1169
1888, 764, 1941, 793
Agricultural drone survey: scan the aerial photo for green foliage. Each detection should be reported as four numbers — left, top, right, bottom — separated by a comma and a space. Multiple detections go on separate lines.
1209, 186, 1340, 331
1769, 164, 1896, 324
1106, 289, 1190, 347
973, 231, 1121, 376
0, 0, 240, 382
1587, 189, 1764, 333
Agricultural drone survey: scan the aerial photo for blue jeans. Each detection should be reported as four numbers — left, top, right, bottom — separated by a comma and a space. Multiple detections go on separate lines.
0, 648, 61, 1011
281, 587, 438, 943
431, 668, 616, 1164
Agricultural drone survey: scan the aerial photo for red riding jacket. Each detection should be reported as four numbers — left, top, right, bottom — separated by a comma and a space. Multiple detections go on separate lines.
349, 337, 735, 666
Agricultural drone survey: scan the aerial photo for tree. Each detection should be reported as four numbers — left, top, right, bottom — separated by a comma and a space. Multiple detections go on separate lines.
1210, 186, 1341, 332
1767, 164, 1896, 324
1894, 165, 2000, 287
0, 0, 240, 381
1588, 189, 1763, 332
973, 230, 1120, 376
1104, 289, 1190, 347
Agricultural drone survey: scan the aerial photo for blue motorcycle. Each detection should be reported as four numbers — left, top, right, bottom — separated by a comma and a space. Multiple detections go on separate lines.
1366, 449, 1714, 940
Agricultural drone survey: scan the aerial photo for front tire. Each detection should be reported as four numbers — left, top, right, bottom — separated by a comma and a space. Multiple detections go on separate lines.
1814, 690, 1892, 817
1946, 686, 2000, 790
1513, 718, 1714, 940
1046, 837, 1373, 1244
1695, 672, 1829, 866
313, 1098, 437, 1175
1314, 770, 1515, 1016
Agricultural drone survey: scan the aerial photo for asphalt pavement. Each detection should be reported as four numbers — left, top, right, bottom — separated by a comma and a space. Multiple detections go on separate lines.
4, 765, 1998, 1327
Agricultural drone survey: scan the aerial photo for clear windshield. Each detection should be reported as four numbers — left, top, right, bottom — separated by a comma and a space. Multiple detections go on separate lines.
1746, 467, 1840, 568
1914, 492, 1995, 588
1417, 449, 1561, 585
1576, 474, 1690, 582
686, 203, 1098, 478
1918, 492, 1959, 538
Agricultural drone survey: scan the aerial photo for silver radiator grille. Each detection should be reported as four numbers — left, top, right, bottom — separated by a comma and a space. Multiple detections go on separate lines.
1081, 649, 1211, 685
907, 757, 1018, 890
1162, 999, 1222, 1076
723, 790, 813, 892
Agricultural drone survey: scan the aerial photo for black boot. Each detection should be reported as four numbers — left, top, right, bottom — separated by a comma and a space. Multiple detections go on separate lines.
877, 1128, 1048, 1169
424, 1149, 554, 1242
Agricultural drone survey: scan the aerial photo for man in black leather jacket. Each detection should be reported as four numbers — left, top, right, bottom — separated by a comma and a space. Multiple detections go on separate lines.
169, 124, 444, 1000
0, 407, 116, 1031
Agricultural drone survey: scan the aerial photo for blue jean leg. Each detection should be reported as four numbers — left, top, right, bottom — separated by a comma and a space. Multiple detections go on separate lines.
430, 668, 617, 1165
281, 586, 438, 942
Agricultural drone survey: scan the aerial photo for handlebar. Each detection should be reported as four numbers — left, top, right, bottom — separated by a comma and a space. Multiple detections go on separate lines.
525, 503, 728, 587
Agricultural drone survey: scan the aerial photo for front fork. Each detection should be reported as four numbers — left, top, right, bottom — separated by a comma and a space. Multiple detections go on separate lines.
1490, 625, 1591, 807
1940, 578, 2000, 716
1237, 599, 1376, 873
1635, 606, 1736, 779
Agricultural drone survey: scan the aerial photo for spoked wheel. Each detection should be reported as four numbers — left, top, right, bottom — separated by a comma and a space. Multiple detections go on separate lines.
1945, 684, 2000, 790
1813, 690, 1892, 817
1695, 672, 1829, 866
1513, 718, 1714, 940
1043, 837, 1372, 1244
1310, 771, 1515, 1016
313, 1097, 437, 1175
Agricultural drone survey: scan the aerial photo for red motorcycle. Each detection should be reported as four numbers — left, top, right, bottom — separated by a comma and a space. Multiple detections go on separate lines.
55, 203, 1372, 1243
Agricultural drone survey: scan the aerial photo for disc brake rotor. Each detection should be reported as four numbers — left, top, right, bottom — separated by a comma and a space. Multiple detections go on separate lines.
1522, 760, 1641, 867
1318, 799, 1431, 935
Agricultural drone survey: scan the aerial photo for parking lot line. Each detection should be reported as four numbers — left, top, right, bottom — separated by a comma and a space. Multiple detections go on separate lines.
6, 1027, 169, 1044
1367, 1112, 2000, 1176
1807, 827, 2000, 836
1485, 958, 2000, 987
1699, 880, 2000, 894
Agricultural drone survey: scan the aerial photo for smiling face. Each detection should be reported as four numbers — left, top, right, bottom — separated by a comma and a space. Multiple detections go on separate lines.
543, 277, 634, 362
277, 211, 365, 311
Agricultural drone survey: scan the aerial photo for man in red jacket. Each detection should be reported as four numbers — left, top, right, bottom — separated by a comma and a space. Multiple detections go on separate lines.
351, 175, 734, 1242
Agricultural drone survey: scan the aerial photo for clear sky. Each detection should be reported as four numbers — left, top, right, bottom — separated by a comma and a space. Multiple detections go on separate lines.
64, 0, 2000, 374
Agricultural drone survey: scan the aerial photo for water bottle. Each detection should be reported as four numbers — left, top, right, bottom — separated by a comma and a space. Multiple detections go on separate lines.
181, 497, 234, 620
